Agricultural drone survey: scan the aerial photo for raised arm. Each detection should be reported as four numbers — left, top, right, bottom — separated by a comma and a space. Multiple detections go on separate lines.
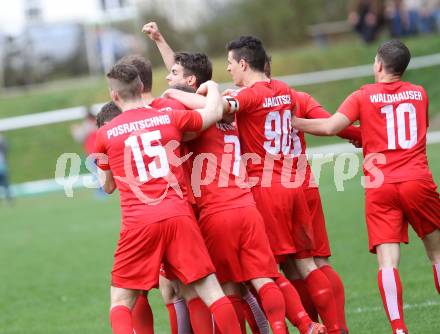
195, 81, 223, 130
293, 113, 352, 136
142, 22, 175, 71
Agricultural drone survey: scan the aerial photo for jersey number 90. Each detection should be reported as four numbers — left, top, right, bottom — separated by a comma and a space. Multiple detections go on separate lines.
264, 110, 301, 156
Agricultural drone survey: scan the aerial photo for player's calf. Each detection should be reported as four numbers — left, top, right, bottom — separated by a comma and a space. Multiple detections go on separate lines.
293, 257, 340, 333
422, 229, 440, 294
251, 278, 288, 334
109, 286, 139, 334
191, 273, 242, 334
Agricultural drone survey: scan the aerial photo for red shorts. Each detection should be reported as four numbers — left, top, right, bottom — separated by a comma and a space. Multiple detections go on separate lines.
304, 187, 331, 258
365, 179, 440, 253
111, 215, 215, 290
199, 206, 279, 283
252, 184, 314, 260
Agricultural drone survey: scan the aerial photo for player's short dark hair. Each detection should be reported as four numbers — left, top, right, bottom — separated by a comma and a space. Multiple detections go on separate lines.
377, 40, 411, 76
174, 52, 212, 88
96, 101, 122, 128
264, 54, 272, 78
226, 36, 267, 73
106, 64, 143, 100
117, 55, 153, 93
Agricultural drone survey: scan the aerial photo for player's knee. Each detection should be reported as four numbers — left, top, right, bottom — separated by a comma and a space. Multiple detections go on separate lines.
191, 273, 225, 306
314, 256, 330, 268
110, 286, 138, 309
221, 281, 241, 296
295, 257, 318, 278
251, 277, 273, 291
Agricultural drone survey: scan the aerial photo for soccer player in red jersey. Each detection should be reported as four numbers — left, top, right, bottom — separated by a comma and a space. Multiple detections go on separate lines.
144, 22, 292, 334
280, 90, 362, 333
114, 54, 191, 334
293, 40, 440, 334
263, 58, 358, 332
223, 35, 343, 334
95, 63, 242, 334
138, 30, 215, 332
96, 101, 122, 128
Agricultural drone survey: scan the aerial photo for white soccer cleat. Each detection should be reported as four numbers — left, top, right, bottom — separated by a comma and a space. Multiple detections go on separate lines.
395, 329, 407, 334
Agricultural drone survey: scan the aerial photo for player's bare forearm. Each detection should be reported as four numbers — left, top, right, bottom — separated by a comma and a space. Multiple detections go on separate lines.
142, 22, 175, 71
307, 107, 361, 141
196, 81, 223, 130
163, 89, 206, 109
98, 169, 116, 194
338, 125, 362, 143
156, 39, 175, 71
293, 113, 352, 136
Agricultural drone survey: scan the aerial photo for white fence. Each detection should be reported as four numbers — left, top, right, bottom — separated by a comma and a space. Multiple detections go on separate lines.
1, 53, 440, 132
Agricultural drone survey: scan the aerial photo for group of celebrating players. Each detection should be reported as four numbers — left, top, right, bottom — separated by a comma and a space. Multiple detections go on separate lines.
93, 21, 440, 334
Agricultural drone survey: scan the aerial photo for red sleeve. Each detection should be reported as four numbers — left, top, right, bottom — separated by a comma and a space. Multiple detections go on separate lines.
94, 128, 110, 170
226, 87, 259, 114
302, 93, 362, 142
423, 87, 429, 128
337, 90, 363, 123
170, 109, 203, 132
151, 97, 190, 111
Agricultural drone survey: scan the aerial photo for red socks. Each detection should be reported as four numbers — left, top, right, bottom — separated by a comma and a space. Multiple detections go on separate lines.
209, 296, 242, 334
257, 282, 287, 334
304, 268, 339, 333
132, 294, 154, 334
433, 264, 440, 294
291, 278, 319, 322
187, 297, 214, 334
378, 267, 407, 333
275, 276, 312, 332
320, 265, 348, 332
166, 303, 178, 334
229, 295, 247, 333
110, 305, 133, 334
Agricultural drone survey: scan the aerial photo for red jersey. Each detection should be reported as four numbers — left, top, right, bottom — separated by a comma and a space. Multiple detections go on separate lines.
84, 130, 97, 156
149, 97, 195, 204
338, 81, 433, 183
295, 91, 362, 187
186, 120, 255, 220
150, 97, 188, 112
226, 79, 297, 185
95, 107, 203, 230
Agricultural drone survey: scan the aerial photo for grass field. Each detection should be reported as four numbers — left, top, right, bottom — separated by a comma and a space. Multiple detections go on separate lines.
1, 34, 440, 183
1, 143, 439, 334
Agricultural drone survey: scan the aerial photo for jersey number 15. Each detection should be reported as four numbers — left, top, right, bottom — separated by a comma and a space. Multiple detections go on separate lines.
124, 130, 170, 182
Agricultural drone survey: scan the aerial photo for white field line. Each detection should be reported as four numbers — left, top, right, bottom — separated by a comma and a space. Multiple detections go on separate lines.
348, 299, 439, 314
1, 53, 440, 131
9, 131, 440, 197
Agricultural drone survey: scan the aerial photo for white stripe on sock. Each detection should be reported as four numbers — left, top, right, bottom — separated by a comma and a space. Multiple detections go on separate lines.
382, 268, 401, 321
435, 264, 440, 287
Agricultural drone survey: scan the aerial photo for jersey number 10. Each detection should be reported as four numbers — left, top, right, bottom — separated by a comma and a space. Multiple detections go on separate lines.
381, 103, 418, 150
